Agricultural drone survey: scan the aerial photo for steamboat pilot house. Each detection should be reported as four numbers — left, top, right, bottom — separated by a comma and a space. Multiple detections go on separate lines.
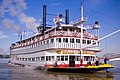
10, 5, 101, 68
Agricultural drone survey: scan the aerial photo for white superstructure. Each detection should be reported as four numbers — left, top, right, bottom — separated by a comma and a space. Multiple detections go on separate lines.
10, 5, 101, 69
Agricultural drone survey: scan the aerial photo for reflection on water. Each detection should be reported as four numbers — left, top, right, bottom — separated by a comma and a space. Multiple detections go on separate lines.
47, 72, 115, 80
0, 59, 120, 80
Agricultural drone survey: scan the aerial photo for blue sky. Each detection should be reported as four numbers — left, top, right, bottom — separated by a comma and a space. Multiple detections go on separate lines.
0, 0, 120, 56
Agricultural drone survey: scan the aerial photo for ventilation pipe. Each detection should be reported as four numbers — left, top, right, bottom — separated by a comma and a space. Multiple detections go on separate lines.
65, 9, 69, 24
42, 5, 47, 35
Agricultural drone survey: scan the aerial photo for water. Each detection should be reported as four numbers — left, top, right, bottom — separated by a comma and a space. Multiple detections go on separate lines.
0, 58, 120, 80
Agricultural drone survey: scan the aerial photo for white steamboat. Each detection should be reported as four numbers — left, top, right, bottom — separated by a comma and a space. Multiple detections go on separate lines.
10, 5, 113, 72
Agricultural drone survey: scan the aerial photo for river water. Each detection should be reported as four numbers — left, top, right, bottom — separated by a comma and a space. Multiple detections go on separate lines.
0, 58, 120, 80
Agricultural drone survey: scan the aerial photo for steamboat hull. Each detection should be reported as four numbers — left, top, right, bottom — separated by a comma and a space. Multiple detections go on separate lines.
47, 65, 114, 73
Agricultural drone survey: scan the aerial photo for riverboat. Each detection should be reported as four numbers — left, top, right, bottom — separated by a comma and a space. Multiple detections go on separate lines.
10, 5, 113, 72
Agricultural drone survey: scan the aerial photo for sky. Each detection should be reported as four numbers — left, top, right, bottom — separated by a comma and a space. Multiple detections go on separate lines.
0, 0, 120, 56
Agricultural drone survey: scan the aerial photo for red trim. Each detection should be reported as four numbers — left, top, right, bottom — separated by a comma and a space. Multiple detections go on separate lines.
45, 64, 88, 68
42, 48, 101, 52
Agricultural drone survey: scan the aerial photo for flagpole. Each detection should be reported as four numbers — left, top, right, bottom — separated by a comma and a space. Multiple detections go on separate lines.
80, 3, 84, 66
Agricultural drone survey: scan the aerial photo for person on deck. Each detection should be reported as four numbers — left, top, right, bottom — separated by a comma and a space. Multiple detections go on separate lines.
54, 58, 59, 67
95, 56, 99, 66
88, 57, 92, 66
104, 57, 108, 64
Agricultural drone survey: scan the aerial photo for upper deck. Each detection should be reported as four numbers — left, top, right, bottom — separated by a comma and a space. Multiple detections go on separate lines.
10, 24, 101, 56
10, 24, 99, 49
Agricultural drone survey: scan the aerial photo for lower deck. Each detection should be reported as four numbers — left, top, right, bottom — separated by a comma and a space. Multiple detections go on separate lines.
11, 54, 96, 68
10, 50, 101, 69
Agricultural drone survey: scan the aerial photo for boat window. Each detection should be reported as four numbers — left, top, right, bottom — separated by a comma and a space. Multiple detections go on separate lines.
46, 56, 49, 61
31, 43, 34, 47
38, 42, 40, 46
93, 41, 96, 45
46, 56, 54, 61
93, 57, 95, 61
32, 58, 35, 61
70, 38, 74, 43
34, 44, 36, 47
25, 58, 27, 61
51, 38, 54, 43
61, 56, 64, 61
49, 56, 51, 61
63, 38, 68, 43
82, 39, 86, 44
84, 56, 89, 61
65, 56, 68, 61
41, 56, 45, 61
91, 56, 95, 61
32, 44, 34, 47
38, 43, 39, 46
77, 56, 80, 61
36, 57, 40, 61
87, 40, 91, 44
57, 56, 60, 61
56, 38, 61, 43
40, 42, 42, 46
44, 40, 45, 45
75, 56, 77, 61
76, 39, 80, 43
28, 58, 31, 61
56, 38, 59, 42
47, 40, 49, 44
41, 41, 43, 45
51, 56, 54, 61
36, 43, 38, 47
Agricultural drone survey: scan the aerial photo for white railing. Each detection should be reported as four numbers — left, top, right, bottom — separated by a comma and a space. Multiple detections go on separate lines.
11, 42, 100, 55
49, 31, 80, 37
48, 31, 98, 39
11, 31, 98, 49
11, 43, 56, 54
83, 45, 100, 51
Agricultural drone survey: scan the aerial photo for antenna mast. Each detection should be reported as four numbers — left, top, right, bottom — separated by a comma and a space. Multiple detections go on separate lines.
80, 2, 84, 66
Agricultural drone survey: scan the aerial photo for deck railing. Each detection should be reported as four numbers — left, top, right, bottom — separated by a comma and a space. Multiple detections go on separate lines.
10, 31, 98, 49
11, 42, 100, 55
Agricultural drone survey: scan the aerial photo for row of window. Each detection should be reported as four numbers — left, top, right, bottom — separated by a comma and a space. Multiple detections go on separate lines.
18, 56, 45, 61
12, 38, 97, 51
13, 37, 97, 47
31, 38, 96, 48
35, 38, 97, 45
17, 56, 95, 62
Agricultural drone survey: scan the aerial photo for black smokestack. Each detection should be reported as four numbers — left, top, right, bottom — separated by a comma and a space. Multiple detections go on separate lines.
42, 5, 47, 35
65, 9, 69, 24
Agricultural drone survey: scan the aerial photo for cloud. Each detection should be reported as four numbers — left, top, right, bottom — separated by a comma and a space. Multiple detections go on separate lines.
0, 0, 27, 17
1, 18, 22, 33
50, 2, 61, 6
18, 13, 39, 33
16, 0, 27, 9
0, 0, 39, 33
0, 31, 8, 39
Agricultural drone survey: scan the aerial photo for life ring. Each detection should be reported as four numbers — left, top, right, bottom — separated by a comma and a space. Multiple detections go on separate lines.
61, 62, 65, 65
